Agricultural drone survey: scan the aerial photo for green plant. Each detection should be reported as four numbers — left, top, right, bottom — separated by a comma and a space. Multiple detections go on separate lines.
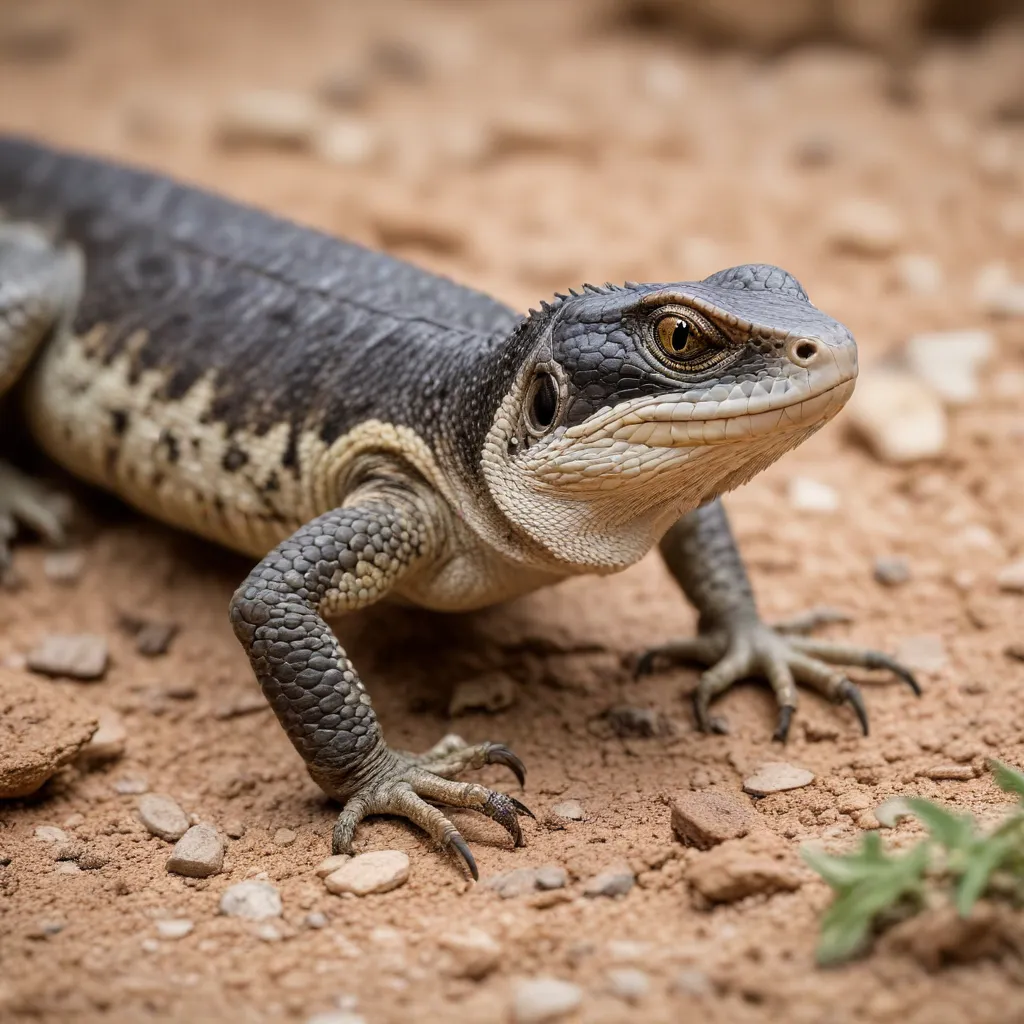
803, 760, 1024, 965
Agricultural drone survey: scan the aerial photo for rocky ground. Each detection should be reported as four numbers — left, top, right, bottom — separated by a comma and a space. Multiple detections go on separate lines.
1, 1, 1024, 1022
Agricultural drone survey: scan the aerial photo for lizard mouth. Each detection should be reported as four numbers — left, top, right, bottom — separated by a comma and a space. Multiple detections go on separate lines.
559, 378, 856, 450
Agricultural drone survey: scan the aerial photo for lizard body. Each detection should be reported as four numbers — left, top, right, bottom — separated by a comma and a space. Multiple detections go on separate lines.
0, 136, 917, 875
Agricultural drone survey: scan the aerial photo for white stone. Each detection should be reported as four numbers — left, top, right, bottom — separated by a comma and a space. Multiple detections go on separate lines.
550, 800, 584, 821
787, 477, 839, 513
138, 793, 190, 842
846, 368, 947, 463
156, 918, 194, 940
512, 977, 583, 1023
273, 828, 297, 846
323, 850, 409, 896
997, 560, 1024, 594
893, 254, 943, 295
894, 634, 948, 673
34, 825, 69, 843
315, 854, 351, 878
904, 328, 996, 405
974, 262, 1024, 318
875, 798, 913, 828
826, 198, 903, 256
217, 90, 320, 149
438, 927, 502, 979
607, 968, 650, 1003
743, 762, 815, 796
220, 880, 283, 920
315, 119, 377, 166
166, 825, 223, 878
80, 709, 126, 763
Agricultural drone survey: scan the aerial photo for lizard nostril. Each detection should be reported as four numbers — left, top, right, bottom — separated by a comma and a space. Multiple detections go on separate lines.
793, 340, 818, 363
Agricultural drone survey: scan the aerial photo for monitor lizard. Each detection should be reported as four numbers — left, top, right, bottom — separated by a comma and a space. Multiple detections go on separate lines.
0, 136, 918, 878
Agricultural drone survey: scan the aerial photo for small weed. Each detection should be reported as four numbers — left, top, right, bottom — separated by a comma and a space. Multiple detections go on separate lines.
804, 760, 1024, 965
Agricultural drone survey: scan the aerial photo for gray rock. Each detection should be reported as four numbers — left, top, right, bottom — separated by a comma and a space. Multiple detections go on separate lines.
874, 557, 911, 587
672, 968, 714, 997
485, 867, 544, 899
220, 879, 282, 920
534, 864, 568, 890
315, 854, 351, 878
26, 634, 108, 680
137, 793, 190, 842
438, 927, 502, 979
583, 866, 635, 898
323, 850, 409, 896
134, 621, 179, 657
512, 977, 583, 1023
166, 825, 223, 878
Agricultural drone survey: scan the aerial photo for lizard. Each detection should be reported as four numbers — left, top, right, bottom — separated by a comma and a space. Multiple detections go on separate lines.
0, 135, 918, 878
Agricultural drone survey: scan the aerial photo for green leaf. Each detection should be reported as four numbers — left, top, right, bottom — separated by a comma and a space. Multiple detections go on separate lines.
905, 798, 975, 852
955, 833, 1016, 916
802, 834, 889, 892
990, 760, 1024, 802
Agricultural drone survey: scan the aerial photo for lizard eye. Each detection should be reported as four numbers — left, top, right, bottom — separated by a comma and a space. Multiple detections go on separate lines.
525, 371, 559, 436
655, 314, 701, 360
649, 307, 728, 370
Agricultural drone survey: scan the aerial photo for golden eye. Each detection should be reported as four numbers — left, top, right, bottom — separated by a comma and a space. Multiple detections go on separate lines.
655, 314, 701, 360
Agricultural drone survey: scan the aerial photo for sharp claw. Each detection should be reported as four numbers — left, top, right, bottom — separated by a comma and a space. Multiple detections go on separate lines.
510, 796, 536, 819
892, 664, 922, 697
635, 650, 657, 677
449, 832, 478, 881
485, 745, 526, 787
692, 692, 729, 735
838, 679, 869, 736
773, 705, 795, 743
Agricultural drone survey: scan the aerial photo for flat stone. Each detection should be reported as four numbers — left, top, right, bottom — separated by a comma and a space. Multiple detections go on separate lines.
826, 198, 903, 256
79, 709, 126, 764
920, 764, 977, 781
997, 561, 1024, 594
787, 477, 839, 513
323, 850, 409, 896
216, 89, 320, 149
534, 864, 568, 890
874, 557, 911, 587
550, 800, 584, 821
485, 867, 544, 899
305, 1014, 366, 1024
273, 828, 297, 846
26, 634, 108, 680
220, 880, 282, 920
846, 368, 947, 463
607, 968, 650, 1004
134, 621, 179, 657
687, 834, 804, 903
512, 977, 583, 1023
670, 790, 758, 849
743, 762, 815, 796
438, 927, 502, 979
0, 669, 97, 798
155, 919, 194, 940
137, 793, 190, 842
224, 819, 247, 839
166, 825, 223, 878
904, 329, 996, 406
42, 550, 85, 585
35, 825, 69, 843
894, 634, 948, 673
583, 865, 634, 898
448, 671, 518, 715
113, 776, 148, 795
875, 798, 914, 828
315, 854, 352, 878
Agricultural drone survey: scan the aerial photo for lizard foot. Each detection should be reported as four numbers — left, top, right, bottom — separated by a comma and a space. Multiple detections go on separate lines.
636, 618, 919, 742
0, 461, 71, 580
330, 739, 532, 881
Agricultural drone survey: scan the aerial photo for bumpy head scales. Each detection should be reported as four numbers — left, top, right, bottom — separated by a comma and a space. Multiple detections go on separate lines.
479, 263, 857, 570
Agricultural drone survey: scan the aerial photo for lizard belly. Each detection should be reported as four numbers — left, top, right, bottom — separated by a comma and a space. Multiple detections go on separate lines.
24, 329, 306, 557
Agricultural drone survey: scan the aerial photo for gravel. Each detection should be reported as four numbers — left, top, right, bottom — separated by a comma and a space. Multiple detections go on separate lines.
670, 790, 758, 849
742, 762, 815, 796
26, 633, 109, 680
323, 850, 409, 896
220, 880, 283, 920
137, 793, 191, 842
166, 825, 224, 878
874, 557, 911, 587
512, 977, 583, 1023
582, 865, 635, 898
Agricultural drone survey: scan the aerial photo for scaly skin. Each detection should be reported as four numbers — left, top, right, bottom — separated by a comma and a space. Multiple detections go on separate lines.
0, 136, 918, 876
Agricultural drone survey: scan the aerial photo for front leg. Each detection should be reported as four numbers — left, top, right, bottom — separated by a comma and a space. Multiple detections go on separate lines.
228, 488, 531, 879
638, 500, 919, 741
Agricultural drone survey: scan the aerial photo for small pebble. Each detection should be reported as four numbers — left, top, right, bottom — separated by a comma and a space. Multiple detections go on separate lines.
920, 764, 977, 781
438, 927, 502, 979
997, 561, 1024, 594
54, 862, 81, 875
846, 368, 947, 463
42, 550, 85, 585
894, 254, 943, 295
304, 911, 329, 929
79, 709, 126, 763
670, 790, 758, 849
155, 919, 194, 940
138, 793, 190, 842
224, 819, 247, 839
34, 825, 69, 843
448, 671, 518, 715
672, 969, 713, 997
216, 89, 321, 149
305, 1013, 366, 1024
534, 864, 568, 890
255, 923, 281, 942
874, 557, 911, 587
273, 828, 297, 846
316, 854, 352, 878
26, 634, 108, 680
114, 776, 149, 795
135, 622, 179, 657
550, 800, 584, 821
512, 977, 583, 1023
141, 938, 160, 954
323, 850, 409, 896
894, 634, 948, 673
485, 867, 544, 899
166, 825, 224, 878
315, 119, 377, 167
607, 968, 650, 1004
583, 866, 635, 898
875, 798, 914, 828
903, 329, 995, 406
220, 880, 282, 920
787, 477, 839, 513
604, 705, 673, 738
826, 198, 903, 256
743, 762, 815, 796
213, 694, 270, 719
974, 262, 1024, 318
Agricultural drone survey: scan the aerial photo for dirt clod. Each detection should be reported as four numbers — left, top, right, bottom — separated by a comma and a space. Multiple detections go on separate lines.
671, 790, 759, 849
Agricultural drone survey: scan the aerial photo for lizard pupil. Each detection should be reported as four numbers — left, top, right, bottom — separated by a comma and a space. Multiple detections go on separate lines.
527, 372, 559, 433
671, 320, 690, 352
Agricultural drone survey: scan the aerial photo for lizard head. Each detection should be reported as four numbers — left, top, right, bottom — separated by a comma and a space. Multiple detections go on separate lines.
478, 264, 857, 571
